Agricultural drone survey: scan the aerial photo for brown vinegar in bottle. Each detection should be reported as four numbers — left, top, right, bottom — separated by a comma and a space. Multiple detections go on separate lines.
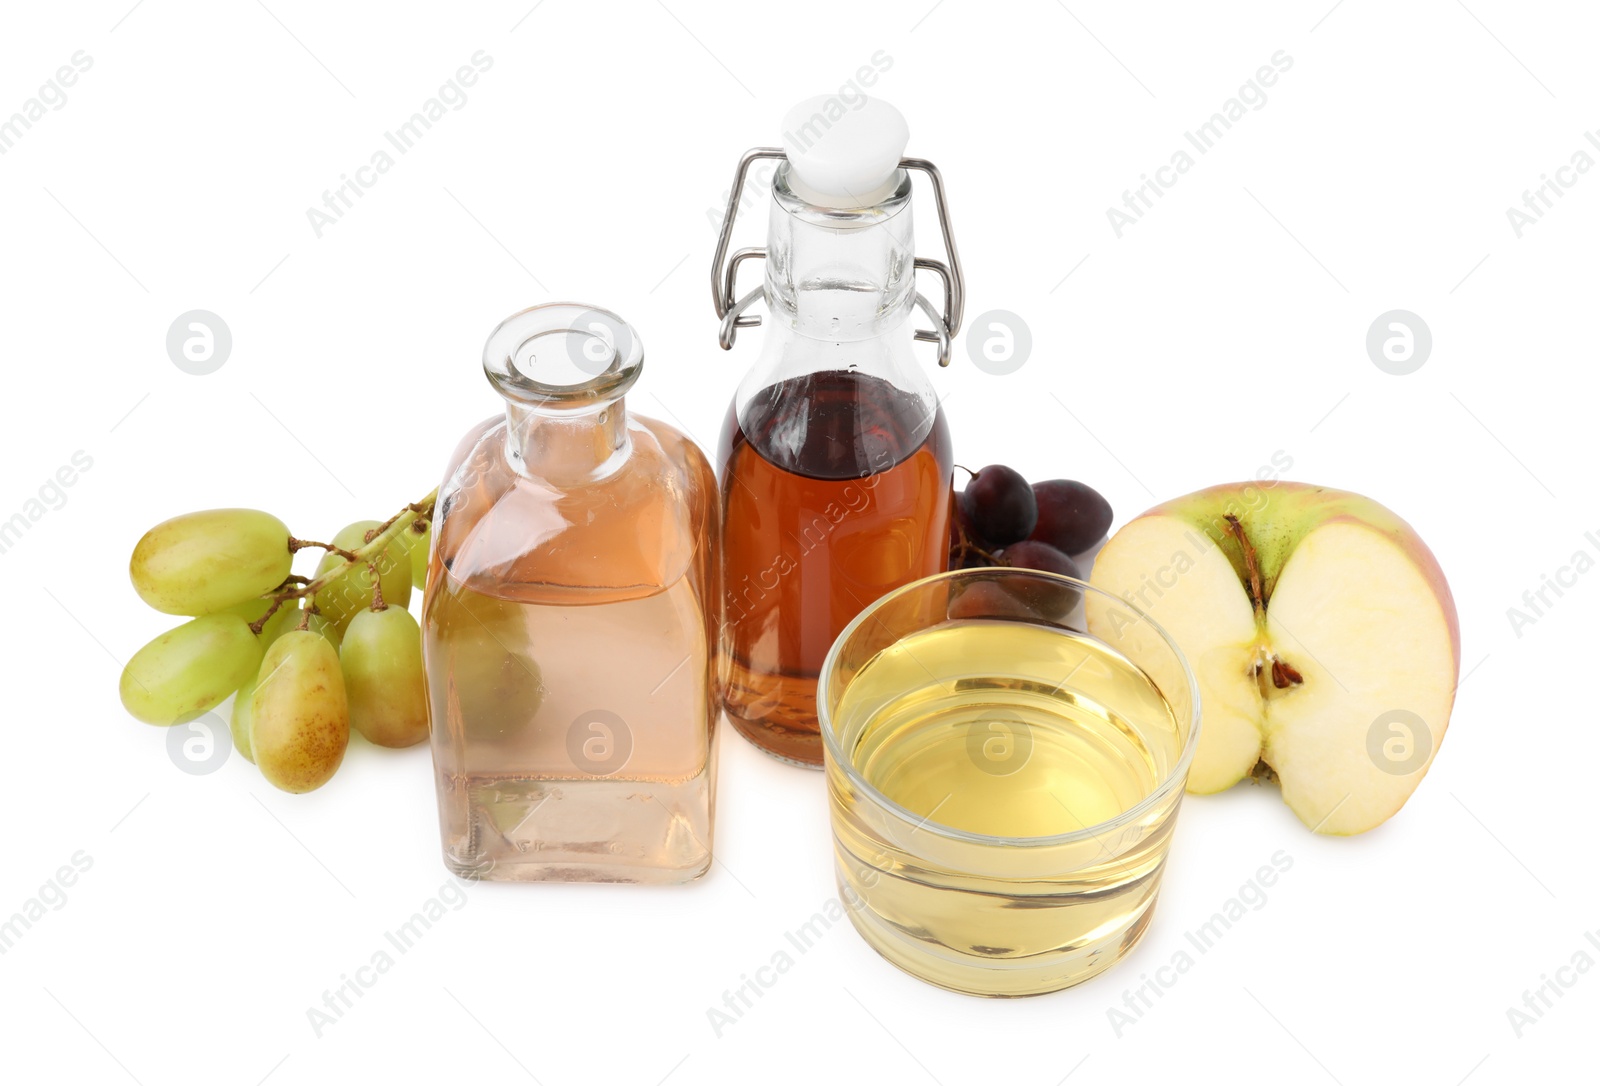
717, 98, 955, 766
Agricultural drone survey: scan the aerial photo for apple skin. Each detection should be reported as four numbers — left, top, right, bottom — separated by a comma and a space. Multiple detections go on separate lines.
1153, 481, 1460, 680
1088, 481, 1459, 835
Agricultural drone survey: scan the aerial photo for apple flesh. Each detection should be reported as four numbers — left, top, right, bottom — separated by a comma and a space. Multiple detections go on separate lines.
1086, 482, 1458, 835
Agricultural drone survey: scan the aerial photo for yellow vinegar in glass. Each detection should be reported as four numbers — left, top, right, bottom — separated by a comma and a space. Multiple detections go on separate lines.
827, 617, 1187, 996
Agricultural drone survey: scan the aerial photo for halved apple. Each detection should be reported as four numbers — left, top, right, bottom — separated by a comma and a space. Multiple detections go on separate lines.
1085, 482, 1459, 835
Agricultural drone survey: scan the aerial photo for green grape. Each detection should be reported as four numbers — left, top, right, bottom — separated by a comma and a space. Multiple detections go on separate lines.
231, 674, 257, 764
303, 608, 343, 651
433, 588, 544, 744
342, 606, 429, 748
223, 598, 299, 648
224, 596, 272, 625
263, 602, 342, 651
251, 631, 349, 793
313, 520, 412, 636
130, 509, 292, 616
262, 605, 301, 645
120, 614, 264, 726
402, 521, 432, 591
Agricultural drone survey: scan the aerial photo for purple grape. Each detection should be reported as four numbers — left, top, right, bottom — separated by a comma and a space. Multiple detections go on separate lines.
997, 539, 1080, 578
958, 465, 1037, 547
1028, 480, 1113, 556
995, 540, 1082, 616
947, 579, 1035, 621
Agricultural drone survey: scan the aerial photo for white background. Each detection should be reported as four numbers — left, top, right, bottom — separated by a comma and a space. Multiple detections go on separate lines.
0, 1, 1593, 1083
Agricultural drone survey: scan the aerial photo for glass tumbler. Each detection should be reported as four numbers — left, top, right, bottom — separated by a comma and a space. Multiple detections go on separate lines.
819, 567, 1200, 996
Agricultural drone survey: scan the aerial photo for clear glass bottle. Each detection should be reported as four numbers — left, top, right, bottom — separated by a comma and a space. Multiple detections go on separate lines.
714, 98, 961, 766
423, 303, 720, 883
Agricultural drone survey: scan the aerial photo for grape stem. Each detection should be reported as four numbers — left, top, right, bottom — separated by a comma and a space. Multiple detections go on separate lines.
247, 595, 287, 634
289, 538, 362, 562
949, 516, 1000, 566
369, 564, 388, 612
365, 500, 433, 545
247, 487, 437, 634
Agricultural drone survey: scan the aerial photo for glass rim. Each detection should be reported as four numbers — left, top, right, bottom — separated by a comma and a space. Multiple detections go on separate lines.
482, 301, 643, 407
817, 566, 1204, 850
773, 160, 913, 224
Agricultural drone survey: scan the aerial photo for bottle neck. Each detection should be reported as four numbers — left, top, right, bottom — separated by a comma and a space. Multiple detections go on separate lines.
732, 165, 938, 457
763, 164, 916, 344
504, 398, 630, 487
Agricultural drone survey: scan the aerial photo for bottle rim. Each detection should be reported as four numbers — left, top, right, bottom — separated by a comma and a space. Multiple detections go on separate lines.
483, 302, 643, 407
772, 161, 913, 226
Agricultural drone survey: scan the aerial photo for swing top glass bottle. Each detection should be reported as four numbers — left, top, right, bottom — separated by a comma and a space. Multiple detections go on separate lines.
713, 96, 964, 766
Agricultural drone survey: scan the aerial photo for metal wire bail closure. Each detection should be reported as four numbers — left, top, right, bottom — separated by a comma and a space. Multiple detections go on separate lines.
710, 148, 965, 366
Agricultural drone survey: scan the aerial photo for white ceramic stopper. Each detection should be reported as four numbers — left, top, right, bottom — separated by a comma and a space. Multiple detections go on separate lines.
780, 95, 909, 209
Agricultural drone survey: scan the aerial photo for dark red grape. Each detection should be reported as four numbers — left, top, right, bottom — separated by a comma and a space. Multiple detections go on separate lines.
1028, 480, 1113, 555
947, 579, 1035, 621
997, 539, 1079, 578
958, 465, 1037, 547
995, 540, 1082, 616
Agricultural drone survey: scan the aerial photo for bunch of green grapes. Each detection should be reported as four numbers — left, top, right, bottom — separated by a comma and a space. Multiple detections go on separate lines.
121, 494, 436, 793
